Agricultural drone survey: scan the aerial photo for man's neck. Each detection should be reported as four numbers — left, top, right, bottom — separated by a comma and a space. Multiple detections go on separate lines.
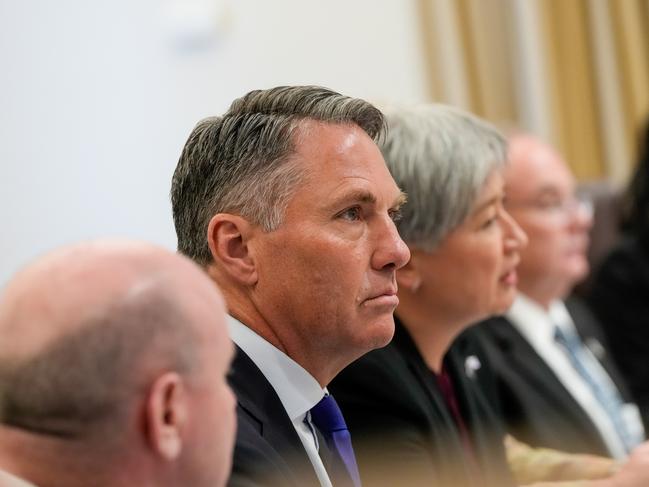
212, 270, 354, 385
227, 310, 356, 387
516, 278, 568, 311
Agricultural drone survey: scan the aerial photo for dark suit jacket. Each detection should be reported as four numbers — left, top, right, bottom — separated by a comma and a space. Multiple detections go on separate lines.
329, 321, 514, 487
476, 297, 635, 456
588, 236, 649, 427
227, 346, 321, 487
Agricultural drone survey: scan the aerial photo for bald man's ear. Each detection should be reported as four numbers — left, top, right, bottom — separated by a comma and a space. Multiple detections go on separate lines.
146, 372, 186, 461
207, 214, 258, 285
396, 254, 422, 294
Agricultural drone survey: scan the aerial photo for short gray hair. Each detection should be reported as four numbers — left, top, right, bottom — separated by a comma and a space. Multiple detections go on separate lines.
171, 85, 386, 265
380, 104, 506, 250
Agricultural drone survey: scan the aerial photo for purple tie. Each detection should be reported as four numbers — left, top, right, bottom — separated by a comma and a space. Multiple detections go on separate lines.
310, 394, 362, 487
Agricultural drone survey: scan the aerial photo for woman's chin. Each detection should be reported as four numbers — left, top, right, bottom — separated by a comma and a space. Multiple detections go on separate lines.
490, 292, 517, 317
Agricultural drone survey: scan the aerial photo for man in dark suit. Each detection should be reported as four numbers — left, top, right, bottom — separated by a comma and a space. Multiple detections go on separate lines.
170, 86, 410, 486
478, 133, 645, 458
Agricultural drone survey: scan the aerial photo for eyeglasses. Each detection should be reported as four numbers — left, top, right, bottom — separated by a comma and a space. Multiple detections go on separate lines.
506, 195, 594, 221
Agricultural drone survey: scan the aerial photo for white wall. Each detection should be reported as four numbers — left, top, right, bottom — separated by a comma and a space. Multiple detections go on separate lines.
0, 0, 430, 284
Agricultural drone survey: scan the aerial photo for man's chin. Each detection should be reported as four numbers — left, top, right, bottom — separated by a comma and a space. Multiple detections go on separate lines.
351, 316, 396, 354
566, 260, 590, 284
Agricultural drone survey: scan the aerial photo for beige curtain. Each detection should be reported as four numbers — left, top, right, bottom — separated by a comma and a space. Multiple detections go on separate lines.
417, 0, 649, 183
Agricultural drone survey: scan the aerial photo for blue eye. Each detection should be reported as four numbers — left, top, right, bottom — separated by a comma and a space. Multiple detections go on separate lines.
339, 207, 361, 221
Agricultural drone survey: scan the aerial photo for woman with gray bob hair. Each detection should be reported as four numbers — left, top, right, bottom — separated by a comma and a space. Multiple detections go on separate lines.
330, 103, 527, 486
381, 103, 507, 250
331, 105, 642, 486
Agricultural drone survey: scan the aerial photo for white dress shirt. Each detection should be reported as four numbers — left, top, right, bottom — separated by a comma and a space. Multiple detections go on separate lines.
228, 316, 333, 487
506, 294, 644, 459
0, 470, 38, 487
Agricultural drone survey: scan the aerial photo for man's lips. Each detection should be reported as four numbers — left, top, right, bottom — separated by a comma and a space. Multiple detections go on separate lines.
362, 289, 399, 307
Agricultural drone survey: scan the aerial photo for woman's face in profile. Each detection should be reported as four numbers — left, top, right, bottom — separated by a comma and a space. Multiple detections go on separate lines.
411, 170, 527, 326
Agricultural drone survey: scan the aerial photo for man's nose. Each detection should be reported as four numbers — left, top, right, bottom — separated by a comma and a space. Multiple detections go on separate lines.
371, 218, 410, 271
569, 196, 594, 231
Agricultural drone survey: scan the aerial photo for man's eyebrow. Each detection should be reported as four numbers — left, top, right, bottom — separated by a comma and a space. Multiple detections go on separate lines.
393, 191, 407, 208
332, 189, 377, 207
329, 189, 406, 209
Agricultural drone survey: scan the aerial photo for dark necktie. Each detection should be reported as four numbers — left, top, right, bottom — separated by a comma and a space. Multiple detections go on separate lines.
310, 394, 362, 487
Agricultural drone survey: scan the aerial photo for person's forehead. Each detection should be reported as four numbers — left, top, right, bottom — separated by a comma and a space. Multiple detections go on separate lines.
507, 148, 574, 197
293, 121, 378, 164
291, 124, 398, 196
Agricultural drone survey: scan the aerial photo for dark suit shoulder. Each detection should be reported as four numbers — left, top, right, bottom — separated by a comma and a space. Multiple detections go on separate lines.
331, 324, 513, 487
565, 296, 607, 342
227, 347, 320, 487
334, 341, 424, 409
448, 326, 506, 419
473, 315, 612, 455
330, 337, 452, 486
229, 418, 290, 487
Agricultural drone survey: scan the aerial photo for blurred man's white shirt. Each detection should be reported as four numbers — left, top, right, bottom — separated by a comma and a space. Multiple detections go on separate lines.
507, 293, 644, 459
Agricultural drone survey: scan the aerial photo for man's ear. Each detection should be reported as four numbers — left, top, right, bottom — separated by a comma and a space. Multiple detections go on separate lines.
146, 372, 187, 461
396, 254, 422, 293
207, 213, 258, 285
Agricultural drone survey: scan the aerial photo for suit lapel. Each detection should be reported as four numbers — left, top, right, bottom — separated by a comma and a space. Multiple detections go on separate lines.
392, 324, 459, 430
486, 317, 608, 439
230, 346, 321, 486
445, 337, 514, 486
391, 322, 476, 484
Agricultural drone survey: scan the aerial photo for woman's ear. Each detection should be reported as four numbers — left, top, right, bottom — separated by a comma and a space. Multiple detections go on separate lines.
396, 254, 422, 293
145, 372, 186, 461
207, 213, 258, 285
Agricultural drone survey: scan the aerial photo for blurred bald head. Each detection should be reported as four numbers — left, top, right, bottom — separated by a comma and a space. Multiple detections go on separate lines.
0, 241, 236, 487
504, 134, 593, 307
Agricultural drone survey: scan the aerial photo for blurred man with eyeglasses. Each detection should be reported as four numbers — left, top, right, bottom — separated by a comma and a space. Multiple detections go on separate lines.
475, 133, 646, 461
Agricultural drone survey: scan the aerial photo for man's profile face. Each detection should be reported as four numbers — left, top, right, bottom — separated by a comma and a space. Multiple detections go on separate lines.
249, 121, 410, 371
505, 136, 592, 296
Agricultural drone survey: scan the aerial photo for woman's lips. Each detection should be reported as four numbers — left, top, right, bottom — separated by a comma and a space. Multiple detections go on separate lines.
500, 269, 518, 286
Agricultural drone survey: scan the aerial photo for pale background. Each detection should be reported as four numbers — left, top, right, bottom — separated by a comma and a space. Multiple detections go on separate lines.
2, 0, 648, 284
0, 0, 429, 283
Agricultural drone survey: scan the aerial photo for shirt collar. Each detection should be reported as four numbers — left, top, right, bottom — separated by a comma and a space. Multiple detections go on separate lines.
548, 300, 576, 333
506, 293, 576, 345
0, 470, 38, 487
227, 315, 325, 421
